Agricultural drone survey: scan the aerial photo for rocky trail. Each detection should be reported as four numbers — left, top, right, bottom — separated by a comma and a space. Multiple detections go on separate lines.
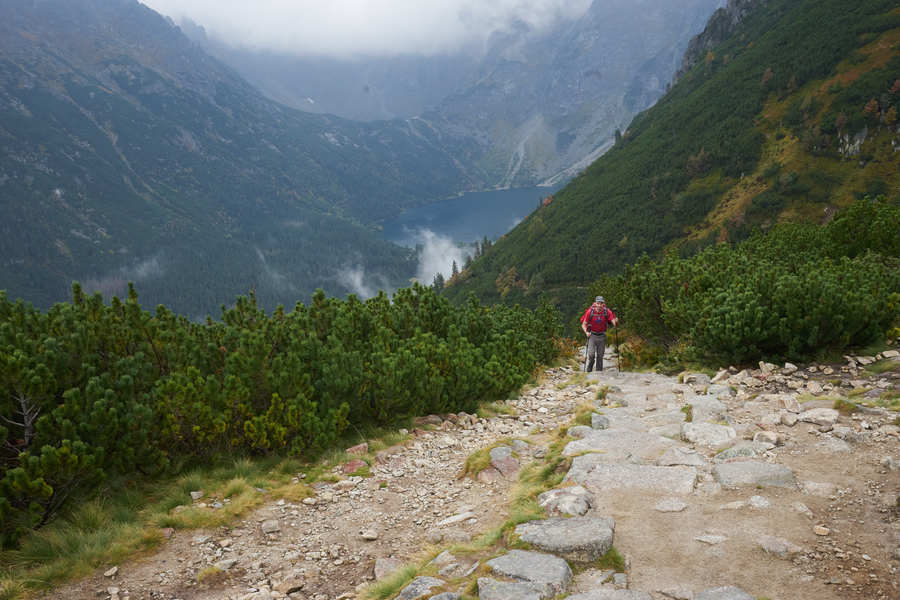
45, 349, 899, 600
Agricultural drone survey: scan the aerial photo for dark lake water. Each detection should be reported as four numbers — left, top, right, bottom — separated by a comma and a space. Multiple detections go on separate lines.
379, 186, 556, 247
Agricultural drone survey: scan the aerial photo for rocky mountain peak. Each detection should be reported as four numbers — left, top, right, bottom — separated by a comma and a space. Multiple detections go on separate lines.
673, 0, 768, 83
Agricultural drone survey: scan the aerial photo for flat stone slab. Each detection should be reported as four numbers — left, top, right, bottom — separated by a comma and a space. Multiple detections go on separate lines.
695, 587, 754, 600
486, 550, 572, 596
799, 407, 839, 426
563, 429, 675, 463
714, 442, 773, 462
758, 534, 804, 559
681, 422, 736, 449
514, 517, 614, 562
688, 396, 727, 422
537, 485, 594, 517
396, 576, 444, 600
654, 497, 688, 512
713, 461, 796, 489
477, 578, 545, 600
656, 446, 707, 468
566, 591, 653, 600
566, 455, 697, 495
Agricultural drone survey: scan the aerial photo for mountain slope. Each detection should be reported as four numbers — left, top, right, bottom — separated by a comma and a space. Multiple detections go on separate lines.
0, 0, 484, 314
446, 0, 900, 314
426, 0, 725, 187
184, 0, 723, 188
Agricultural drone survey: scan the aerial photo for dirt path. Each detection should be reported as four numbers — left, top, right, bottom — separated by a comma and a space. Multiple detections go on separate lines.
41, 353, 899, 600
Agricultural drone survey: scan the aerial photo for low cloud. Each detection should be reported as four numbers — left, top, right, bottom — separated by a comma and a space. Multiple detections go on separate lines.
255, 247, 296, 293
82, 255, 165, 299
413, 229, 471, 284
336, 264, 380, 299
141, 0, 592, 58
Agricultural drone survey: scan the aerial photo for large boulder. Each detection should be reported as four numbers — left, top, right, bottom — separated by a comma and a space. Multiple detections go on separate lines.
537, 485, 594, 517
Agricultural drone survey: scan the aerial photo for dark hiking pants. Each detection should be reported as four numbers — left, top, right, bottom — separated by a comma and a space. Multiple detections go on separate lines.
586, 332, 606, 372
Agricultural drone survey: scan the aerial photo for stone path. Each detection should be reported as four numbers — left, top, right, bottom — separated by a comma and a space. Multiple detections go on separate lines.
44, 349, 900, 600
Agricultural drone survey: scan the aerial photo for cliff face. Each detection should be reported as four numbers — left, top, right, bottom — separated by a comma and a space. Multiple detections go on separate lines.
673, 0, 768, 83
423, 0, 724, 188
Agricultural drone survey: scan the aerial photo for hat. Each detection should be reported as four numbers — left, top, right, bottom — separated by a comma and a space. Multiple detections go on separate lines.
595, 296, 605, 303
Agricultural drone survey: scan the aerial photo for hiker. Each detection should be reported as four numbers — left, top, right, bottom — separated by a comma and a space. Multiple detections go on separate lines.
580, 296, 618, 372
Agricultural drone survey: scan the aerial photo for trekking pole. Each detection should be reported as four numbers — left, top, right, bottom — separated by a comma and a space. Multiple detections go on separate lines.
583, 334, 590, 372
614, 324, 620, 373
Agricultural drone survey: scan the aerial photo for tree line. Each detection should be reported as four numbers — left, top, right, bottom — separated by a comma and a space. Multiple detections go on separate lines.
592, 197, 899, 366
0, 283, 561, 547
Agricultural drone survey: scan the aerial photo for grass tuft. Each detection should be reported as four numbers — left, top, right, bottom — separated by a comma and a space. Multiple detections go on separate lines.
361, 564, 418, 600
477, 402, 516, 419
681, 405, 693, 422
595, 547, 626, 572
833, 398, 860, 414
573, 401, 597, 427
0, 578, 26, 600
864, 359, 900, 375
196, 566, 223, 583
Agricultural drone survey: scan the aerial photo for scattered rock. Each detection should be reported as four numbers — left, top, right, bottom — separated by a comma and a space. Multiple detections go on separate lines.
695, 533, 727, 545
104, 566, 118, 578
346, 442, 368, 455
374, 557, 403, 580
396, 576, 444, 600
341, 459, 368, 474
758, 534, 804, 559
261, 519, 281, 534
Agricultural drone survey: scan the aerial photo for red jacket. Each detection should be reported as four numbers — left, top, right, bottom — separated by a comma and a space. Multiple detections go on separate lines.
581, 305, 617, 333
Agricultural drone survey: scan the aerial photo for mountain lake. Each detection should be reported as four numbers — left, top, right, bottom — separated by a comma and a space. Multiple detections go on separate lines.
379, 186, 558, 247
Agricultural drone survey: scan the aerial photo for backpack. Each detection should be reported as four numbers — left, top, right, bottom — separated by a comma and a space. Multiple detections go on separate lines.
588, 307, 610, 333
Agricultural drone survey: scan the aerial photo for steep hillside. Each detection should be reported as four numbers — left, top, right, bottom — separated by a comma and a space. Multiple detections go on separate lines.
446, 0, 900, 315
0, 0, 483, 314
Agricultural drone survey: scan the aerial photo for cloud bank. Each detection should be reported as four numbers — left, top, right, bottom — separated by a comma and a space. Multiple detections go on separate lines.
141, 0, 592, 58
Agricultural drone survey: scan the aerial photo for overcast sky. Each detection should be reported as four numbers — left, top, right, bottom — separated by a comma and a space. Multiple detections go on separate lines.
140, 0, 593, 58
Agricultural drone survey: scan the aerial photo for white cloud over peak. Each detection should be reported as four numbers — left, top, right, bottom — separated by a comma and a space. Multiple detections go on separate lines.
141, 0, 592, 58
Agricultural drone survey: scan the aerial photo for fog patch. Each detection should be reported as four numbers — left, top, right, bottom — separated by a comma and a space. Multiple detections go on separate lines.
82, 255, 165, 299
335, 264, 395, 300
412, 229, 472, 284
255, 247, 296, 292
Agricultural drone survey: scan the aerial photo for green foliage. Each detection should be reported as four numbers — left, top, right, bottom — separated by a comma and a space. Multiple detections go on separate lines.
448, 0, 899, 316
599, 197, 900, 364
0, 283, 561, 547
